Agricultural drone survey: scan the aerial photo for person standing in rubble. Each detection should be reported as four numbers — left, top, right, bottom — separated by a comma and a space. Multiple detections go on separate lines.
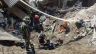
33, 12, 40, 25
21, 16, 35, 53
33, 13, 41, 32
30, 11, 43, 32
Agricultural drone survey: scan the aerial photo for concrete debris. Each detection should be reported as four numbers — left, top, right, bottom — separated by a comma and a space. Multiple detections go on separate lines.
74, 3, 96, 20
0, 27, 21, 41
62, 3, 96, 21
43, 18, 50, 26
1, 0, 96, 54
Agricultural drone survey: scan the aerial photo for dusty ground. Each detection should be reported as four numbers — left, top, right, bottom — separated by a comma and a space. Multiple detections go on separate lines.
35, 22, 96, 54
0, 20, 95, 54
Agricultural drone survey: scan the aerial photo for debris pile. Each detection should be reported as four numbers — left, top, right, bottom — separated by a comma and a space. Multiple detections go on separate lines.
0, 0, 96, 54
74, 3, 96, 20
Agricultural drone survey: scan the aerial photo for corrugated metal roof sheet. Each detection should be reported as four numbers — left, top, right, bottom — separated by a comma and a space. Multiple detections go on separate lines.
4, 0, 19, 8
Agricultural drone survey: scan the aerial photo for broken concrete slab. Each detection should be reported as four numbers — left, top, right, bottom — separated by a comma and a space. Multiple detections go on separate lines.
0, 27, 21, 42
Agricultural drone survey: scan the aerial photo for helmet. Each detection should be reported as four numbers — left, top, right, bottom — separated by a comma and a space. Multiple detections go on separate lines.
35, 15, 39, 19
23, 16, 30, 21
63, 21, 68, 25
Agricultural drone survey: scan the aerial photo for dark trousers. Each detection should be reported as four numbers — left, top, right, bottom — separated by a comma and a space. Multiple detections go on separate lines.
23, 36, 35, 53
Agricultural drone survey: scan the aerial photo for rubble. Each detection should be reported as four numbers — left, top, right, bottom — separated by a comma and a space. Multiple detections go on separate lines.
0, 0, 96, 54
0, 27, 21, 41
74, 3, 96, 20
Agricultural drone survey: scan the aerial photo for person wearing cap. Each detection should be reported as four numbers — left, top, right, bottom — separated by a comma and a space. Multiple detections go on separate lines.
21, 16, 34, 51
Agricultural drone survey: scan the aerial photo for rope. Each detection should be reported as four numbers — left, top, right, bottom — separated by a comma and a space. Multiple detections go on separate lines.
20, 0, 84, 22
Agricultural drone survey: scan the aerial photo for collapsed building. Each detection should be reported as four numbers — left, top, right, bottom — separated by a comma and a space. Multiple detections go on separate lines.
0, 0, 96, 54
0, 0, 95, 46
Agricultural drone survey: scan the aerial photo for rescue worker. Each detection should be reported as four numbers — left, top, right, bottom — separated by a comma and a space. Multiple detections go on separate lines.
33, 14, 40, 32
21, 16, 35, 53
29, 12, 40, 31
34, 14, 39, 25
59, 21, 70, 34
63, 21, 70, 34
38, 32, 46, 48
75, 19, 85, 29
